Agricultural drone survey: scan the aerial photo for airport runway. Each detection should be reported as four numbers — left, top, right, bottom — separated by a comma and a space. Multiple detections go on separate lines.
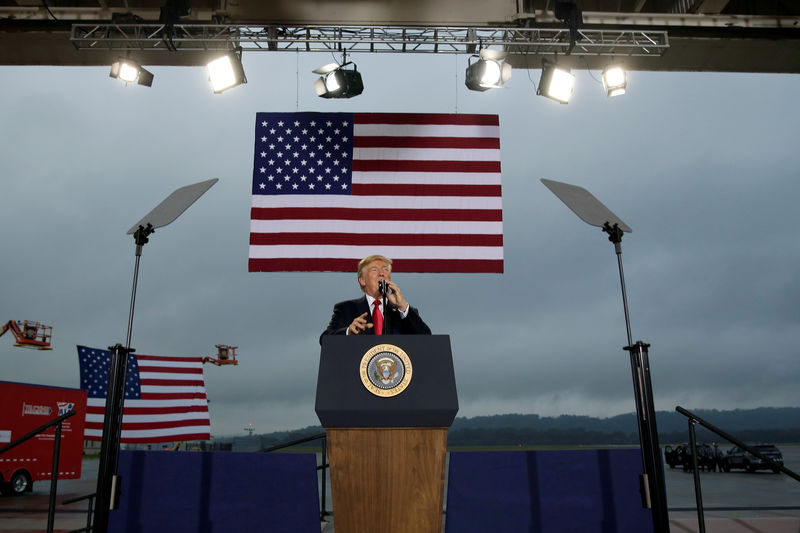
1, 445, 798, 532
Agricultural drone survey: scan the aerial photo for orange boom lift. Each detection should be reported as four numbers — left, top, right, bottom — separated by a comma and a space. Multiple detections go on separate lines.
203, 344, 238, 366
0, 320, 52, 350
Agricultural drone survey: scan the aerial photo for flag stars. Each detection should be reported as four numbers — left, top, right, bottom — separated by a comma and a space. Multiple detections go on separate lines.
254, 114, 353, 196
262, 120, 268, 127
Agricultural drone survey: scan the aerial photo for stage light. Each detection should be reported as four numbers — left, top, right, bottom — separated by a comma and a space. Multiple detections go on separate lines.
602, 65, 627, 97
465, 49, 512, 91
313, 62, 364, 99
537, 60, 574, 104
109, 59, 153, 87
207, 51, 246, 93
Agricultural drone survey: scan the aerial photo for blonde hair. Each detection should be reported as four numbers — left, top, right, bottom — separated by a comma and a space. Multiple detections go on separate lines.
357, 255, 393, 291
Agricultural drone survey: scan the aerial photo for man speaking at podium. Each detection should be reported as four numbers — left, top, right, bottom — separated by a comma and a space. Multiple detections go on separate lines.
320, 254, 431, 342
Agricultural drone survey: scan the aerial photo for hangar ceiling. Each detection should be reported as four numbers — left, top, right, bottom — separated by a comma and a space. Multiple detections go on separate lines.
1, 0, 799, 72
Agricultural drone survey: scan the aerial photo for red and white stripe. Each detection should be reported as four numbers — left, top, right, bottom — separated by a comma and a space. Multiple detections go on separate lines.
84, 354, 210, 443
249, 113, 503, 273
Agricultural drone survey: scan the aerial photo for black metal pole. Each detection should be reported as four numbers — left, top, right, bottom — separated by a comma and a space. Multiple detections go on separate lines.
46, 421, 63, 533
92, 224, 153, 533
604, 223, 670, 533
687, 419, 706, 533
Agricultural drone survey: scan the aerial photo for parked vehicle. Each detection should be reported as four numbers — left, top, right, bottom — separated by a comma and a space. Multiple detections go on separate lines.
0, 381, 87, 495
664, 443, 723, 471
721, 444, 784, 473
664, 444, 686, 468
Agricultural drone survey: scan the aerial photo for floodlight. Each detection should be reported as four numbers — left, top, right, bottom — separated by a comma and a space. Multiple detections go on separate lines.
313, 62, 364, 99
537, 60, 574, 104
109, 59, 154, 87
602, 65, 627, 97
207, 51, 247, 94
465, 49, 512, 91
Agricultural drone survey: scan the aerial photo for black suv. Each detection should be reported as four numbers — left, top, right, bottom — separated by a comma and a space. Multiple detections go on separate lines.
721, 444, 784, 473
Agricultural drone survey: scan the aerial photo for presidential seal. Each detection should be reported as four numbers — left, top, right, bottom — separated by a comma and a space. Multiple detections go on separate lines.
359, 344, 412, 397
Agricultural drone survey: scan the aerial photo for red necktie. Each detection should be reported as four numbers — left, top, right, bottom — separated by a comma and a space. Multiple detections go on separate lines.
372, 299, 383, 335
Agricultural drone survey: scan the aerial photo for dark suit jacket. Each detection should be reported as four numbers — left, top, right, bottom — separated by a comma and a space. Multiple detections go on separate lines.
319, 296, 431, 344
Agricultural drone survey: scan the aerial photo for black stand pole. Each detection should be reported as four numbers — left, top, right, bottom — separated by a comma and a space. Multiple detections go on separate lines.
92, 223, 154, 533
603, 222, 669, 533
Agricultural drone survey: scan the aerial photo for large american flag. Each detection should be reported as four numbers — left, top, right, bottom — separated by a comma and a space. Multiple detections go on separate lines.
249, 112, 503, 273
77, 346, 210, 443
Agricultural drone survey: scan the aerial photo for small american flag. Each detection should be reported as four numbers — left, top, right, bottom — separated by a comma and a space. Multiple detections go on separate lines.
77, 346, 210, 443
249, 112, 503, 273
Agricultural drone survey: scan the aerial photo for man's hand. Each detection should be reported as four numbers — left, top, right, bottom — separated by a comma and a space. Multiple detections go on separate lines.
385, 281, 408, 312
348, 312, 373, 335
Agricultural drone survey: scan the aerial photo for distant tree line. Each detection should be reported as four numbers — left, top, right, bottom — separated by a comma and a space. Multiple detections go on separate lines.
242, 407, 800, 448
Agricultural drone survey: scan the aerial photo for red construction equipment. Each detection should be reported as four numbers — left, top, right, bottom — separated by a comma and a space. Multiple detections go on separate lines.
203, 344, 238, 366
0, 320, 53, 350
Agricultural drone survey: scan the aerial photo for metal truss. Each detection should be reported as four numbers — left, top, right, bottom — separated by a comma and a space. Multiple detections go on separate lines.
70, 24, 669, 58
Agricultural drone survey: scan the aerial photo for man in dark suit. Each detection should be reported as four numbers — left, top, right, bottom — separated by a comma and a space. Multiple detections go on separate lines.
320, 254, 431, 343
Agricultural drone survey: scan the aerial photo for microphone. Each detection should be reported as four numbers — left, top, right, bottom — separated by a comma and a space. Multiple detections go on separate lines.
378, 279, 388, 297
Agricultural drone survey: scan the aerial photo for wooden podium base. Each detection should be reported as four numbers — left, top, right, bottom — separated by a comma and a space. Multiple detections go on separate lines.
327, 428, 448, 533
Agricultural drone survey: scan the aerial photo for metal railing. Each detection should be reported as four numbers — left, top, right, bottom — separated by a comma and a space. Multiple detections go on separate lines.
62, 492, 96, 533
675, 405, 800, 533
0, 409, 77, 533
264, 432, 330, 522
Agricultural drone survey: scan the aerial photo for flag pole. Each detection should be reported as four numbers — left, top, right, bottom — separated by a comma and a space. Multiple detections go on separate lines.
92, 224, 153, 533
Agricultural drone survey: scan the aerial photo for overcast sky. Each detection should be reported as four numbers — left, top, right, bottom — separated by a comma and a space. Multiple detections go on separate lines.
1, 52, 798, 437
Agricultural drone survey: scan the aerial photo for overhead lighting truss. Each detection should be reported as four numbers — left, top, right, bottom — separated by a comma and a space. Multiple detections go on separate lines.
70, 24, 669, 58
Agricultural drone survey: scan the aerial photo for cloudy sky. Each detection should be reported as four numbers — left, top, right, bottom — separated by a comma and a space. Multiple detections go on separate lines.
1, 52, 798, 438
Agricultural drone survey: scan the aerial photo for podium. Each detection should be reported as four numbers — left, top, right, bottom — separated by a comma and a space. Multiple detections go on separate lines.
316, 335, 458, 533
